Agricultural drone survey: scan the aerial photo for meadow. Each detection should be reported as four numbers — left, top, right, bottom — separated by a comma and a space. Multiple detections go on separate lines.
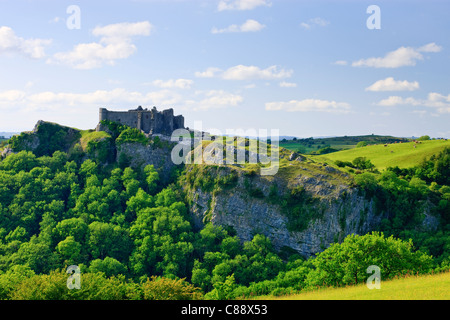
312, 139, 450, 170
259, 271, 450, 300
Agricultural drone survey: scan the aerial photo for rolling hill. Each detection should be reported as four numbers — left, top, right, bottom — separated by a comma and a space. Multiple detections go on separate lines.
312, 139, 450, 170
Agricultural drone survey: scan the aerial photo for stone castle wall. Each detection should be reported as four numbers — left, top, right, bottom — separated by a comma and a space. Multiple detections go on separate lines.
98, 106, 184, 135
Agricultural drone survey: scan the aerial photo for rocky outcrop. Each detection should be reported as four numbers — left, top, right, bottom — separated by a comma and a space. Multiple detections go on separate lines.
184, 165, 385, 257
116, 142, 177, 183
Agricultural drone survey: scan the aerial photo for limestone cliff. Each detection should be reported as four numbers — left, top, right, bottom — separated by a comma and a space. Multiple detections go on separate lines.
181, 151, 438, 257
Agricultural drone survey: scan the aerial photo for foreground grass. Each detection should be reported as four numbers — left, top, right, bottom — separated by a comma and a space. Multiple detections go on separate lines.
313, 139, 450, 170
259, 272, 450, 300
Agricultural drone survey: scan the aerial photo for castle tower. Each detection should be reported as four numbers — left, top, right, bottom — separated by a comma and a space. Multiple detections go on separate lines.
99, 108, 108, 122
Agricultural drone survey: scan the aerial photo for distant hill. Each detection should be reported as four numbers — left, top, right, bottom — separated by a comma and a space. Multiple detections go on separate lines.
280, 135, 410, 154
313, 139, 450, 170
0, 132, 19, 139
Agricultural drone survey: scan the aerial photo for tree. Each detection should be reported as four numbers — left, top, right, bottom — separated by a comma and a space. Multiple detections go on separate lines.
306, 232, 433, 288
88, 257, 127, 277
144, 165, 159, 195
56, 236, 83, 266
88, 222, 133, 262
418, 135, 430, 141
356, 141, 368, 148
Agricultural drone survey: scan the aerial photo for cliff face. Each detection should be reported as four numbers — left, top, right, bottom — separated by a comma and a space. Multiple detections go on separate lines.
116, 141, 177, 183
184, 163, 386, 257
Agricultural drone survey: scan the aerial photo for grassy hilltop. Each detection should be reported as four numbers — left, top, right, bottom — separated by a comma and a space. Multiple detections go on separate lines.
314, 139, 450, 170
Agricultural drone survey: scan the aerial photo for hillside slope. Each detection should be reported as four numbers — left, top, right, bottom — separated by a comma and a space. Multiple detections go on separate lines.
313, 139, 450, 170
263, 271, 450, 300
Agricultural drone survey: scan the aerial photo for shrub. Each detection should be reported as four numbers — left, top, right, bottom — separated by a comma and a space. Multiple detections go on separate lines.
116, 128, 148, 145
306, 232, 433, 288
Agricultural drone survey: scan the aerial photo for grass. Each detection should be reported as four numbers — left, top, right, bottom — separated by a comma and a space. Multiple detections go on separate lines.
312, 139, 450, 170
280, 135, 409, 155
258, 271, 450, 300
79, 130, 111, 150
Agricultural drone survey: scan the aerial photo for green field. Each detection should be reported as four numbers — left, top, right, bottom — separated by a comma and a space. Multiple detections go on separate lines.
312, 139, 450, 170
260, 271, 450, 300
280, 135, 409, 154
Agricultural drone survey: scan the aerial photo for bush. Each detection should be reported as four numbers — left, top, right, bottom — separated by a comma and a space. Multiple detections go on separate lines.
116, 128, 148, 145
138, 276, 203, 300
306, 232, 433, 288
356, 141, 368, 148
418, 135, 431, 141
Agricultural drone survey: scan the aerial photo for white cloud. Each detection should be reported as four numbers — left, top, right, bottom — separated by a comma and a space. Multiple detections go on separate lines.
418, 42, 442, 53
49, 21, 153, 69
300, 17, 330, 30
376, 96, 421, 107
365, 77, 419, 92
0, 26, 52, 59
376, 92, 450, 113
195, 67, 222, 78
152, 79, 194, 89
0, 88, 182, 112
222, 65, 293, 80
195, 65, 292, 81
188, 90, 243, 110
352, 43, 441, 68
334, 60, 348, 66
0, 87, 243, 115
279, 81, 297, 88
265, 99, 351, 113
217, 0, 271, 11
0, 90, 26, 108
211, 19, 265, 34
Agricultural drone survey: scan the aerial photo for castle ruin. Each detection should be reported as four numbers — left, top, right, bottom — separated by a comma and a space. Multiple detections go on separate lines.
97, 106, 185, 136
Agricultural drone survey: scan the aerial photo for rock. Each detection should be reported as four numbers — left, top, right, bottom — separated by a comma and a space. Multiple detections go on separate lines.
289, 152, 299, 161
116, 141, 178, 183
184, 166, 387, 257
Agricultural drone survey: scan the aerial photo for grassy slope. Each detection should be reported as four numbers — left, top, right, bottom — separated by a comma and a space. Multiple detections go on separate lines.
259, 271, 450, 300
79, 130, 111, 150
312, 139, 450, 170
280, 135, 409, 154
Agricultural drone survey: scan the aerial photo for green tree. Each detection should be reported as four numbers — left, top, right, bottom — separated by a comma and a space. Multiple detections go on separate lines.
306, 232, 433, 288
88, 257, 127, 277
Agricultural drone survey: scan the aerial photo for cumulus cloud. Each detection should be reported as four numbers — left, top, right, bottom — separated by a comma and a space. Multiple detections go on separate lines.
352, 43, 442, 68
300, 17, 330, 30
376, 92, 450, 113
0, 88, 182, 112
211, 19, 265, 34
365, 77, 419, 92
0, 86, 244, 116
265, 99, 351, 113
279, 81, 297, 88
195, 67, 222, 78
217, 0, 271, 11
223, 65, 292, 80
195, 65, 292, 81
186, 90, 243, 111
152, 79, 194, 89
0, 26, 52, 59
49, 21, 153, 69
334, 60, 348, 66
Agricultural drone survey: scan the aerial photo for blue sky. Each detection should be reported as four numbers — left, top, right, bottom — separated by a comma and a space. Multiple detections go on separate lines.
0, 0, 449, 138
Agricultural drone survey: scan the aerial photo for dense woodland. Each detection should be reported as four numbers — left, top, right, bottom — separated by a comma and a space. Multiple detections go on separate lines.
0, 128, 449, 299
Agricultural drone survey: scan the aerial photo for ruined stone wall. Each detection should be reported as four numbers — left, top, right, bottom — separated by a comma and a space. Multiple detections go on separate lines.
98, 107, 185, 135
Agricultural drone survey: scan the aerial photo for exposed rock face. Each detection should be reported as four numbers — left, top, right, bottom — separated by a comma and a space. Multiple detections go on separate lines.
116, 142, 177, 183
184, 166, 385, 257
